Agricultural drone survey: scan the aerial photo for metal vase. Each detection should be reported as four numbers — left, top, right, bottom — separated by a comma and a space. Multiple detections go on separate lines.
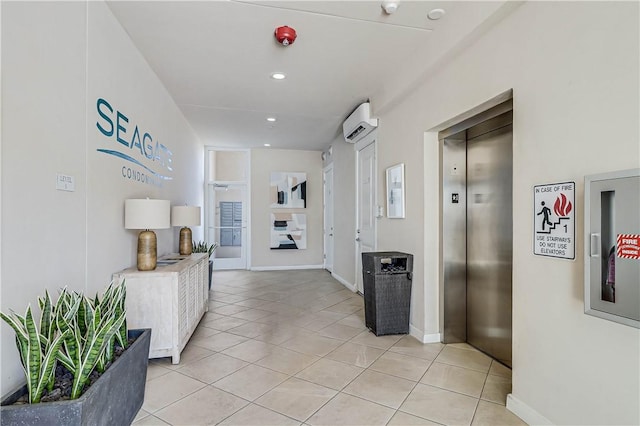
179, 227, 193, 255
137, 230, 157, 271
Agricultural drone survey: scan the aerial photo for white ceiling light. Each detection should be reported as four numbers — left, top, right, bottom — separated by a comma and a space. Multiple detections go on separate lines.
266, 117, 277, 122
427, 8, 445, 20
264, 143, 271, 147
271, 72, 286, 80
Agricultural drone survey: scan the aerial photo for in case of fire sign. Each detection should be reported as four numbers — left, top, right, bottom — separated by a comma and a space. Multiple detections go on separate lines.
534, 182, 575, 259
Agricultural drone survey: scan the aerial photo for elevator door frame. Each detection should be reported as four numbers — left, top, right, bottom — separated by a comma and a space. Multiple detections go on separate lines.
439, 101, 513, 366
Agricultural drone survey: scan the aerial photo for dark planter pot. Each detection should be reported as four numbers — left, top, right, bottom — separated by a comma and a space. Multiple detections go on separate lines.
1, 328, 151, 426
209, 260, 213, 290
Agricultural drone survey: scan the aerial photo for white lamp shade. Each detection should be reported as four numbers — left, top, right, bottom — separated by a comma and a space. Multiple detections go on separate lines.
124, 199, 170, 230
171, 205, 201, 227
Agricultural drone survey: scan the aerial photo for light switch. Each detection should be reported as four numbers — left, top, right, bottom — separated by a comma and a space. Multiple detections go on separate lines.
56, 173, 75, 192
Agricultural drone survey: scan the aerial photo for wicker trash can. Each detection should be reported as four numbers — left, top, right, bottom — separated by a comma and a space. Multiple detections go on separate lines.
362, 251, 413, 336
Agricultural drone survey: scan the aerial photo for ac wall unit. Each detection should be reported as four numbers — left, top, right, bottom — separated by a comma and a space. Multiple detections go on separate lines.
343, 102, 378, 143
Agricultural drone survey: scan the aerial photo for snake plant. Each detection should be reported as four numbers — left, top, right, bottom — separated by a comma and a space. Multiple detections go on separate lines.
55, 291, 126, 399
192, 241, 218, 258
1, 280, 128, 403
37, 290, 58, 392
0, 306, 67, 403
95, 281, 127, 373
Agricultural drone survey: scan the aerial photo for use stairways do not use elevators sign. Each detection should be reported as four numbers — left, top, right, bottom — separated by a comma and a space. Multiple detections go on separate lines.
534, 181, 575, 260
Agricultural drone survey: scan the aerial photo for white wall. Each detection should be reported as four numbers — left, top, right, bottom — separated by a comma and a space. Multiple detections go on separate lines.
250, 149, 323, 268
1, 1, 88, 396
1, 1, 202, 397
370, 2, 639, 424
86, 1, 203, 287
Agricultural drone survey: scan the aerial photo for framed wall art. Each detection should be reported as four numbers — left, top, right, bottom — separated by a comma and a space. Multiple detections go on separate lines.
386, 163, 405, 219
270, 213, 307, 250
270, 172, 306, 208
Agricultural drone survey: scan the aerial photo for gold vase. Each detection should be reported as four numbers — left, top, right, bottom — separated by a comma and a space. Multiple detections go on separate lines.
137, 230, 157, 271
179, 227, 193, 255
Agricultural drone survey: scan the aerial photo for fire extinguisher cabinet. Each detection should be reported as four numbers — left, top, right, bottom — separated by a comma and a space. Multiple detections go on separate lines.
362, 251, 413, 336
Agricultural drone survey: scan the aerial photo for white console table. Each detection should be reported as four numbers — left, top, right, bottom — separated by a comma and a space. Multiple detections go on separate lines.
113, 253, 209, 364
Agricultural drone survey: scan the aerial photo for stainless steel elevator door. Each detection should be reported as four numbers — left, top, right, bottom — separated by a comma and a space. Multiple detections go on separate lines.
466, 121, 513, 367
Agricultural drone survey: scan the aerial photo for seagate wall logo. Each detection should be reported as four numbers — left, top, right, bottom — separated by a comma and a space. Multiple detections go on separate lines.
95, 97, 173, 187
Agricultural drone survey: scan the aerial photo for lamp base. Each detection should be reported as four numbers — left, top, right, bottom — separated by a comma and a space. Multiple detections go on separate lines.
137, 230, 157, 271
179, 227, 193, 255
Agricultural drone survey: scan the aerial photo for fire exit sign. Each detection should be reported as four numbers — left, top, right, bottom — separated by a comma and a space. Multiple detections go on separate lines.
533, 182, 575, 260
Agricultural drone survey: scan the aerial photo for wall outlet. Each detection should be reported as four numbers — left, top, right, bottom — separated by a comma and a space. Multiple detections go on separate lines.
56, 173, 75, 192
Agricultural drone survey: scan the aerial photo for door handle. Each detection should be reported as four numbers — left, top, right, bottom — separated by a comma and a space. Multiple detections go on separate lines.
329, 234, 333, 237
355, 237, 360, 242
590, 233, 601, 257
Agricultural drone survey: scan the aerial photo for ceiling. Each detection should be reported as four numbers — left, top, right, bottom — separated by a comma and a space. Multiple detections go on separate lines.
107, 1, 508, 151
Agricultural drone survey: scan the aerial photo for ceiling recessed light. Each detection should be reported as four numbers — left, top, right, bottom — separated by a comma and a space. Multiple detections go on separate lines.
427, 8, 445, 20
271, 72, 286, 80
264, 143, 271, 147
266, 117, 277, 122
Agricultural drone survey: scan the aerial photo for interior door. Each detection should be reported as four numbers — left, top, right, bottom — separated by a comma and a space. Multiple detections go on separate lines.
466, 120, 513, 367
324, 164, 334, 272
356, 142, 376, 293
208, 184, 247, 270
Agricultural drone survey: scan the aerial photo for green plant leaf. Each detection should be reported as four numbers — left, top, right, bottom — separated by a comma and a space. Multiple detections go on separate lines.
113, 281, 128, 348
77, 295, 88, 336
25, 306, 43, 403
2, 311, 30, 377
70, 311, 125, 399
38, 290, 53, 344
33, 330, 67, 402
0, 311, 29, 343
16, 334, 29, 375
56, 313, 78, 371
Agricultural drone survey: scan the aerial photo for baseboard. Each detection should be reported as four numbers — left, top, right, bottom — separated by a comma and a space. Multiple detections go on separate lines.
506, 394, 553, 425
422, 332, 442, 343
331, 272, 357, 292
409, 325, 441, 343
250, 264, 325, 271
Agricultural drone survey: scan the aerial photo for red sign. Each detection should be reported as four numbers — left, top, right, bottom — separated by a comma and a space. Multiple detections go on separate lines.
617, 234, 640, 260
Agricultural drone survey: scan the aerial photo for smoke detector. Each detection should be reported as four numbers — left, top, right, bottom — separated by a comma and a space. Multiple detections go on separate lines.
427, 8, 446, 20
381, 1, 399, 14
274, 26, 297, 46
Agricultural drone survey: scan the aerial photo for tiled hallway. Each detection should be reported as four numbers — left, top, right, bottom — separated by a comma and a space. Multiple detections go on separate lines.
134, 270, 526, 426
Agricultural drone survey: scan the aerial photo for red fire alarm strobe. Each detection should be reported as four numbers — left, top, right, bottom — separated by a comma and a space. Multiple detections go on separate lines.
275, 26, 297, 46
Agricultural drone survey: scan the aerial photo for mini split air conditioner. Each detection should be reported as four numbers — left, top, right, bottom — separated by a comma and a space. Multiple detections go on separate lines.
343, 102, 378, 143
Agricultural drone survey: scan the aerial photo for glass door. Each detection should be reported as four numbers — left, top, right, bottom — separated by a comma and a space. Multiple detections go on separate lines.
208, 184, 247, 270
205, 148, 250, 270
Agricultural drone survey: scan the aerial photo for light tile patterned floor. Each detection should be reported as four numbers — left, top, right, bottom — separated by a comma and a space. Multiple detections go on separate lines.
134, 269, 526, 426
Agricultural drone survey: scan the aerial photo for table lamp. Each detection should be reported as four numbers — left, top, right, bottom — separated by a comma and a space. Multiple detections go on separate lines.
171, 205, 201, 255
125, 199, 170, 271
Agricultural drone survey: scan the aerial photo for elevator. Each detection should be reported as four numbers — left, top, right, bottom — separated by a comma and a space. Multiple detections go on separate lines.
440, 100, 513, 367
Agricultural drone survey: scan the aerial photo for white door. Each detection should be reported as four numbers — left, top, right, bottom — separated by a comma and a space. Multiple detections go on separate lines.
323, 164, 334, 272
356, 142, 376, 293
208, 184, 248, 270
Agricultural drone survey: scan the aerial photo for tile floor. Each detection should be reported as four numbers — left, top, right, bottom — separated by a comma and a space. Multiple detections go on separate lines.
133, 269, 526, 426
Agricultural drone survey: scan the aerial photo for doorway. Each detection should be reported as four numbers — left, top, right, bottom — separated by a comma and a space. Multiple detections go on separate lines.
205, 148, 250, 270
208, 184, 248, 270
441, 105, 513, 367
323, 164, 334, 272
356, 141, 376, 294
